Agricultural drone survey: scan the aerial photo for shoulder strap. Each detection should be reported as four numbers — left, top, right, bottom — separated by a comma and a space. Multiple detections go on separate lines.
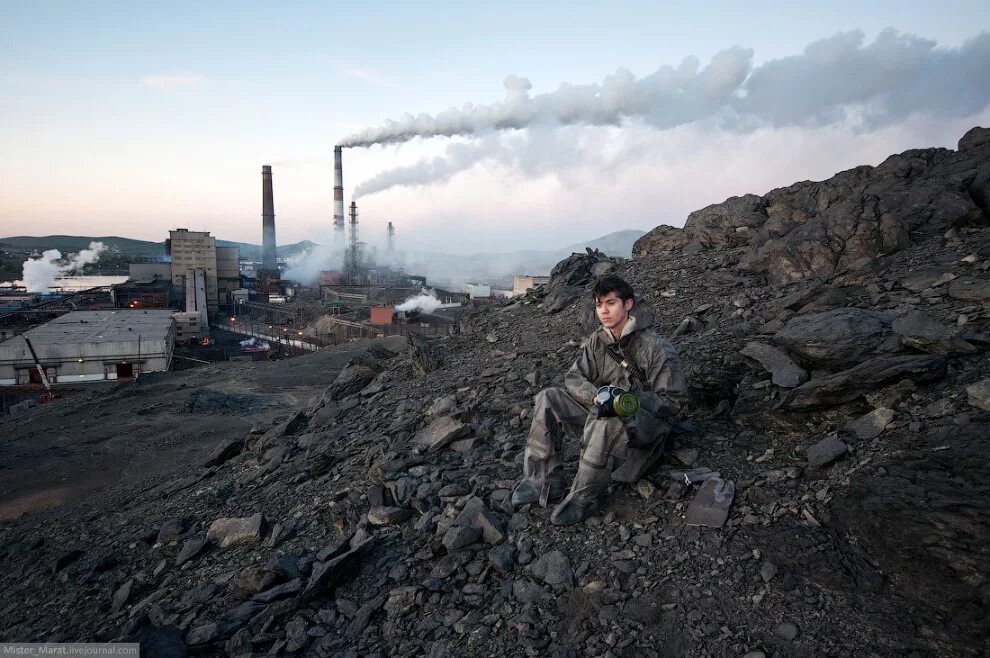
604, 343, 647, 389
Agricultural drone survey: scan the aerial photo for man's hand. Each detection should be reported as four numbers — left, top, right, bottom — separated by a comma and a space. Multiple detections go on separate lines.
624, 417, 654, 448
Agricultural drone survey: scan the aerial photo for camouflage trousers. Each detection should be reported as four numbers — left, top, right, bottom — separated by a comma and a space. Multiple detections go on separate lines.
522, 387, 668, 501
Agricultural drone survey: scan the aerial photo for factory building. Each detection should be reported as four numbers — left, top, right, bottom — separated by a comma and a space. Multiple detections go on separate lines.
512, 275, 550, 296
217, 246, 241, 302
168, 229, 219, 317
463, 283, 492, 299
0, 310, 175, 386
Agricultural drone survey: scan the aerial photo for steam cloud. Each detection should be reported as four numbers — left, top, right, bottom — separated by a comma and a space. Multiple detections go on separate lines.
22, 241, 107, 293
395, 293, 443, 314
344, 29, 990, 196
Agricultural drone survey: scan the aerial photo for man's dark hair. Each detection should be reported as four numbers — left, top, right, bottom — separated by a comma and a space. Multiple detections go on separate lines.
592, 275, 634, 302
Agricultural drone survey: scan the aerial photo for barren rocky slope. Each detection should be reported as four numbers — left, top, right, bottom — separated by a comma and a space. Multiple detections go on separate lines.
1, 129, 988, 658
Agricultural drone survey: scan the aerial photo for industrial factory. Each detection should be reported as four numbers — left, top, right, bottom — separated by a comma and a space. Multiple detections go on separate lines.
0, 143, 545, 404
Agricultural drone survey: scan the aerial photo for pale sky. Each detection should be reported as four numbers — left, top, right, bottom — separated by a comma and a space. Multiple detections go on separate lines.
2, 1, 989, 252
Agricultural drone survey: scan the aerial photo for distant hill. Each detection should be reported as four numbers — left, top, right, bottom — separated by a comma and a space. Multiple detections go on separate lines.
0, 236, 317, 260
217, 239, 318, 261
0, 235, 165, 257
394, 229, 648, 287
565, 229, 646, 256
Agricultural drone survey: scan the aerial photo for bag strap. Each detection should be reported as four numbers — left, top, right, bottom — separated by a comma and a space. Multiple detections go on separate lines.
604, 343, 647, 389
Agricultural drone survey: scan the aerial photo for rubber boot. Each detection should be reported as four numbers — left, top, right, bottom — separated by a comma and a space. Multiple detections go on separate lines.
549, 485, 607, 525
511, 472, 565, 508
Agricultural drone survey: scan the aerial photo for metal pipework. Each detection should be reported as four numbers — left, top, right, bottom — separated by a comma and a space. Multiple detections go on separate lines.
261, 165, 277, 271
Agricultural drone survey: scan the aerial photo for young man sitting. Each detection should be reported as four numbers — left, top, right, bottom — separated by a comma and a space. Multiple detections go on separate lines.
512, 275, 688, 525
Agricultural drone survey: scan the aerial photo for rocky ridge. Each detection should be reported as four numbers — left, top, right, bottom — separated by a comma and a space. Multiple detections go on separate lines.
0, 129, 989, 658
633, 126, 990, 283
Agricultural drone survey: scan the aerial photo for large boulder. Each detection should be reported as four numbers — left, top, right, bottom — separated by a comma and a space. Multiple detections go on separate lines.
892, 311, 977, 356
779, 355, 946, 410
740, 341, 808, 388
773, 309, 898, 369
632, 225, 688, 258
633, 127, 990, 280
535, 249, 611, 314
326, 354, 380, 400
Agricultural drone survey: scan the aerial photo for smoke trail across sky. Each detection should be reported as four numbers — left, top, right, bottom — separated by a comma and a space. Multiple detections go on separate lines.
344, 29, 990, 197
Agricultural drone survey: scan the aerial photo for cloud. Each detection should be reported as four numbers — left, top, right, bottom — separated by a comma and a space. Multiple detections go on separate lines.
142, 73, 208, 91
332, 61, 400, 89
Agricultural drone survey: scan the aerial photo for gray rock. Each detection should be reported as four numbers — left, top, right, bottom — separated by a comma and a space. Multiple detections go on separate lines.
806, 435, 848, 468
900, 268, 957, 292
252, 578, 303, 603
408, 333, 444, 376
948, 277, 990, 302
489, 545, 517, 574
512, 579, 545, 604
303, 528, 374, 599
413, 416, 470, 453
740, 342, 809, 388
175, 538, 208, 566
759, 561, 779, 583
156, 518, 192, 544
673, 315, 705, 336
529, 550, 574, 587
893, 311, 977, 356
8, 399, 37, 416
367, 506, 414, 526
865, 380, 917, 409
206, 514, 265, 548
545, 286, 583, 314
966, 379, 990, 411
442, 525, 481, 551
779, 355, 946, 410
427, 394, 457, 416
797, 287, 848, 314
775, 622, 800, 641
384, 585, 419, 618
773, 309, 897, 369
112, 578, 136, 613
454, 496, 506, 545
202, 438, 244, 468
326, 357, 379, 400
345, 594, 386, 640
846, 408, 895, 440
185, 622, 219, 646
126, 625, 188, 658
52, 549, 84, 574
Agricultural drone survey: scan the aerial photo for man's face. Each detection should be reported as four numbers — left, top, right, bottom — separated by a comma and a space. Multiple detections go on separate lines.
595, 292, 633, 330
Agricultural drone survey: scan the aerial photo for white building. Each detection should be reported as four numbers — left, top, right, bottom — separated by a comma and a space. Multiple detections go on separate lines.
0, 310, 175, 386
512, 275, 550, 296
463, 283, 492, 299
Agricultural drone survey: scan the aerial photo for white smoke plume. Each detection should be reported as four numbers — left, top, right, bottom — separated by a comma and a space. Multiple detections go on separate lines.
240, 337, 270, 349
22, 241, 107, 293
395, 293, 442, 314
354, 138, 493, 198
282, 234, 345, 285
341, 29, 990, 152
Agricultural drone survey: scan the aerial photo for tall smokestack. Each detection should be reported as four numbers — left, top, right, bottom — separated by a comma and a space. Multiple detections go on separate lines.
387, 222, 395, 253
262, 165, 277, 271
333, 146, 345, 234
